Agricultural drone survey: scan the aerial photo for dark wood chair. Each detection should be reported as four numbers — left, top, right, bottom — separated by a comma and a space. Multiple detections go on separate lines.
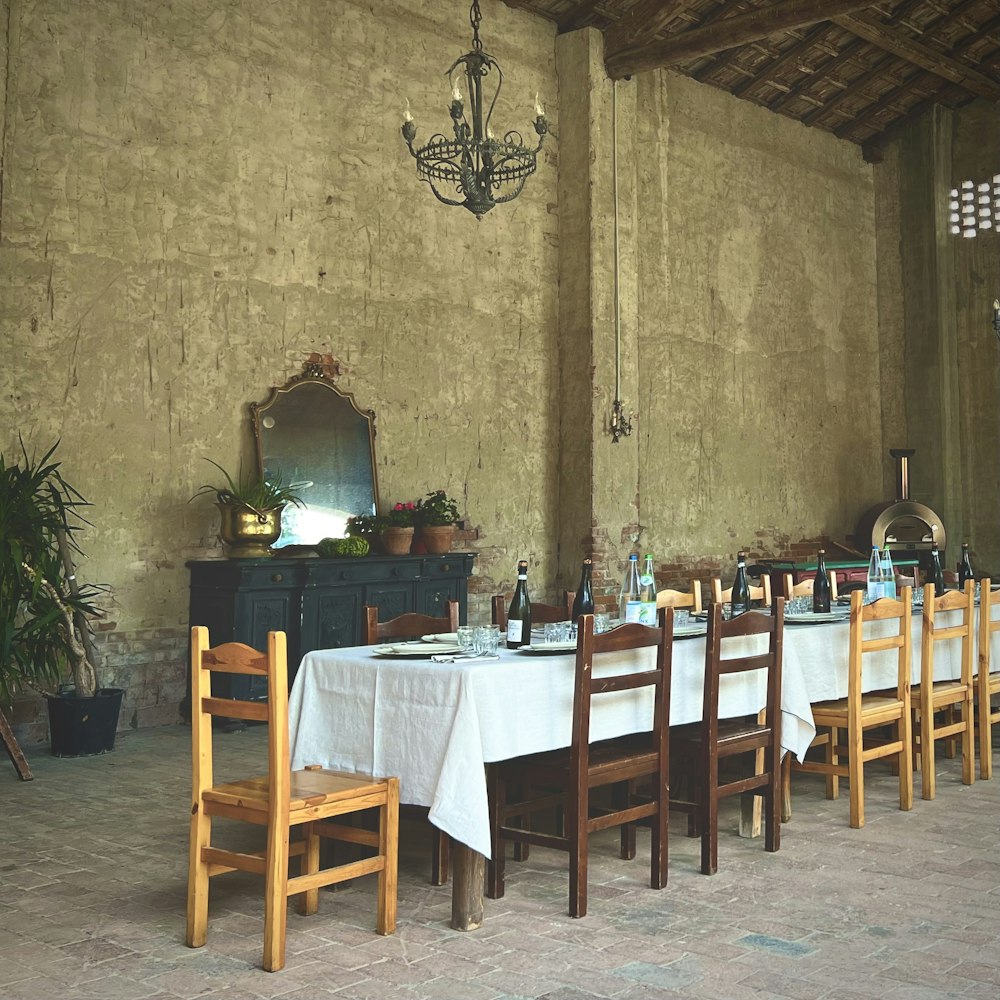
361, 602, 459, 886
978, 578, 1000, 780
486, 610, 673, 918
363, 602, 459, 645
186, 628, 398, 971
671, 599, 784, 875
492, 592, 575, 629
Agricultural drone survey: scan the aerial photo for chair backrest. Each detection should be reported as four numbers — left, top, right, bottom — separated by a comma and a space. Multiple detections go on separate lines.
492, 592, 574, 629
711, 573, 772, 607
782, 572, 839, 601
571, 611, 673, 766
847, 586, 912, 704
363, 602, 459, 644
703, 600, 783, 742
980, 578, 999, 680
656, 580, 703, 614
190, 627, 289, 819
920, 581, 974, 690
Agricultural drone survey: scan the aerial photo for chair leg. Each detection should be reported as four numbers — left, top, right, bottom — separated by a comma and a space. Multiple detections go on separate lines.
700, 784, 718, 876
961, 693, 975, 786
780, 752, 792, 822
297, 823, 320, 916
431, 828, 450, 886
826, 726, 840, 800
185, 805, 211, 949
618, 782, 636, 861
376, 781, 399, 936
485, 765, 506, 899
848, 722, 864, 829
262, 824, 290, 972
943, 705, 957, 759
898, 708, 913, 813
650, 783, 668, 890
568, 787, 588, 918
979, 686, 994, 780
920, 700, 936, 801
765, 744, 780, 854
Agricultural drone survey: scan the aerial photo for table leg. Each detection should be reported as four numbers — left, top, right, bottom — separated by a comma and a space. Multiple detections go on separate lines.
450, 841, 484, 931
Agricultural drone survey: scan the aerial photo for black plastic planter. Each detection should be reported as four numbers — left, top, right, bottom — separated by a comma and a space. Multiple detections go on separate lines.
46, 688, 125, 757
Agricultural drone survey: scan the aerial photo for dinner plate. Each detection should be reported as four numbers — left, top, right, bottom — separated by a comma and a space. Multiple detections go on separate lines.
673, 623, 708, 638
784, 612, 849, 625
373, 642, 462, 656
421, 633, 460, 643
519, 641, 577, 655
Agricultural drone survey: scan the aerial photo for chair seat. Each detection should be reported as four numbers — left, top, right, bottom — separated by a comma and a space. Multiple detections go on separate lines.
812, 693, 904, 723
911, 679, 970, 703
512, 737, 660, 787
204, 768, 390, 815
672, 717, 770, 750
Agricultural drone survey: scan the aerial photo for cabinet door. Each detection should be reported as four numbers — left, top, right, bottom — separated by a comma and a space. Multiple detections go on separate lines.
236, 591, 299, 697
301, 586, 365, 653
415, 579, 462, 619
363, 583, 414, 623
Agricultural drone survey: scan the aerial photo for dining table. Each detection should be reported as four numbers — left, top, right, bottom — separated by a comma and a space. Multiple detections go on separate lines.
287, 617, 817, 930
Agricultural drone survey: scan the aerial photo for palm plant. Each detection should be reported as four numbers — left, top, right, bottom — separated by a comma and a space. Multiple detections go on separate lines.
190, 459, 307, 517
0, 441, 101, 702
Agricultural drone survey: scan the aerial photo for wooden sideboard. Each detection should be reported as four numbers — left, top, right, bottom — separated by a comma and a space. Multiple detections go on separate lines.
185, 552, 477, 707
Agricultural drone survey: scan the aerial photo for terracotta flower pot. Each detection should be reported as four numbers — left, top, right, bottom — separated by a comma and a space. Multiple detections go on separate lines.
379, 526, 415, 556
419, 524, 456, 555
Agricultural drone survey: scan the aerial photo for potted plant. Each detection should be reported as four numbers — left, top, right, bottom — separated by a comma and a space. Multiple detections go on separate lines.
191, 459, 307, 558
380, 502, 418, 556
415, 490, 461, 554
1, 440, 122, 757
346, 511, 387, 553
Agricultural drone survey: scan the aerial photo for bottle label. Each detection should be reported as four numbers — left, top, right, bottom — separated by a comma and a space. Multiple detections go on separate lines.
624, 600, 644, 624
506, 620, 524, 645
638, 601, 657, 625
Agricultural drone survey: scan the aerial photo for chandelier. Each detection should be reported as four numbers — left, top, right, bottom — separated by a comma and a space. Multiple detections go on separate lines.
401, 1, 548, 220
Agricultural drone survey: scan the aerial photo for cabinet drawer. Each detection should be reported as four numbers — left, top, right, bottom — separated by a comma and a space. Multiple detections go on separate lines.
306, 559, 421, 586
422, 555, 475, 578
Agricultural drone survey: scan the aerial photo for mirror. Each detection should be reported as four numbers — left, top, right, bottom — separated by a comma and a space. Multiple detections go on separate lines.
251, 364, 379, 547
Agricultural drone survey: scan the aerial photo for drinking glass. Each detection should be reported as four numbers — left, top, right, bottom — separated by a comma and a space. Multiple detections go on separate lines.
673, 609, 690, 627
543, 622, 571, 643
457, 625, 476, 653
473, 625, 500, 655
594, 613, 610, 634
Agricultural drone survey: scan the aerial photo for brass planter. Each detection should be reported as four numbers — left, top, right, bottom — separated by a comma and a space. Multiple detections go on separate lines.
216, 502, 284, 558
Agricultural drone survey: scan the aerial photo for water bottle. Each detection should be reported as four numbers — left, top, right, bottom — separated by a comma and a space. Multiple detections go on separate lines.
866, 546, 882, 603
880, 547, 896, 600
638, 553, 657, 625
619, 553, 642, 623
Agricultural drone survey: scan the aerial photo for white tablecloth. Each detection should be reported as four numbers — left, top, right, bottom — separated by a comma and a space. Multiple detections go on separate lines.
288, 629, 817, 859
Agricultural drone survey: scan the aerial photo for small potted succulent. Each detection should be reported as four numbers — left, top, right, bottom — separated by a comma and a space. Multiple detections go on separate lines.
414, 490, 461, 554
190, 459, 307, 558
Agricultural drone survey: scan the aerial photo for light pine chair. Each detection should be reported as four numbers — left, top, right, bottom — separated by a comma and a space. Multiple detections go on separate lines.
187, 627, 398, 972
656, 580, 703, 614
977, 578, 1000, 779
711, 574, 772, 607
791, 587, 914, 828
782, 572, 839, 601
912, 581, 976, 798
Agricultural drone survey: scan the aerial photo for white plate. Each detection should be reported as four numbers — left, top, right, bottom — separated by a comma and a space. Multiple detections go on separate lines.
519, 641, 577, 655
421, 633, 459, 643
673, 623, 708, 638
373, 642, 462, 656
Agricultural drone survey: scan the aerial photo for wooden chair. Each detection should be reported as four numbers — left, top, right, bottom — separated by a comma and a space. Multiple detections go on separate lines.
486, 611, 673, 918
492, 592, 575, 629
362, 601, 459, 886
710, 573, 772, 607
670, 600, 784, 875
782, 573, 839, 601
912, 581, 976, 798
977, 578, 1000, 779
792, 588, 914, 828
363, 601, 459, 645
656, 580, 703, 614
186, 628, 398, 972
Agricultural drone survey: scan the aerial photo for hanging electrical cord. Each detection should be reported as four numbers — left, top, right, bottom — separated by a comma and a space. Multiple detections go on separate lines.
610, 79, 633, 444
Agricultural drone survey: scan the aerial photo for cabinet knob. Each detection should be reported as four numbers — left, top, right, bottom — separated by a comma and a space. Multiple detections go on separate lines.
271, 573, 284, 583
442, 564, 451, 573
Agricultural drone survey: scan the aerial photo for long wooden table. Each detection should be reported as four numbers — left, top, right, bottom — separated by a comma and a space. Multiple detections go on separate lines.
288, 624, 817, 929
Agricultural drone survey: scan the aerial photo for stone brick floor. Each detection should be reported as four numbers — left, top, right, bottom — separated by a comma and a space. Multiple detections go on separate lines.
2, 724, 998, 1000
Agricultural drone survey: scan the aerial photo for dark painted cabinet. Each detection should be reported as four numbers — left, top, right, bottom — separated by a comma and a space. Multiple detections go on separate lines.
186, 553, 476, 705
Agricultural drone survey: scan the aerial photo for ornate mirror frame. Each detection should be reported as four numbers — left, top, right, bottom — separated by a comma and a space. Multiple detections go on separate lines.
251, 359, 379, 548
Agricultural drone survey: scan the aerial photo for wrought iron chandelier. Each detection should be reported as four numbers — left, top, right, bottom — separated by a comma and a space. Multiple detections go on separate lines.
401, 1, 548, 220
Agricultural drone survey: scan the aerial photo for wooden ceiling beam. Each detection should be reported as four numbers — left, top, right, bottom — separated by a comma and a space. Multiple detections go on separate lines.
557, 0, 604, 34
832, 10, 1000, 100
802, 52, 898, 126
603, 0, 698, 51
605, 0, 877, 79
768, 37, 866, 112
860, 80, 968, 159
732, 20, 834, 98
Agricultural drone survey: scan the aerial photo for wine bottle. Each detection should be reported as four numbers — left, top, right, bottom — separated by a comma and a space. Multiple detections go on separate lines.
880, 547, 896, 600
638, 553, 658, 625
930, 542, 945, 593
619, 553, 642, 623
730, 551, 751, 615
958, 542, 975, 586
506, 560, 532, 649
812, 549, 831, 613
866, 546, 882, 603
571, 558, 595, 619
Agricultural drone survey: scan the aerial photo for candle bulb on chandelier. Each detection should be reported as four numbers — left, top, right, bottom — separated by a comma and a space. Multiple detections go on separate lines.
403, 98, 413, 124
534, 92, 544, 118
451, 78, 462, 102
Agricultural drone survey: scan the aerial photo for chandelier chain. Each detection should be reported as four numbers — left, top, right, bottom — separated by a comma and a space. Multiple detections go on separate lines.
470, 1, 483, 52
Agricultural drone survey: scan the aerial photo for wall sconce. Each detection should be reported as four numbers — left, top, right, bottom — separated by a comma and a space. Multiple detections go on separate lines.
993, 298, 1000, 343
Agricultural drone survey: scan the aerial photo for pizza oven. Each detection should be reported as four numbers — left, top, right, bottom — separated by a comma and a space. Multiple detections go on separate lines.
854, 448, 946, 557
